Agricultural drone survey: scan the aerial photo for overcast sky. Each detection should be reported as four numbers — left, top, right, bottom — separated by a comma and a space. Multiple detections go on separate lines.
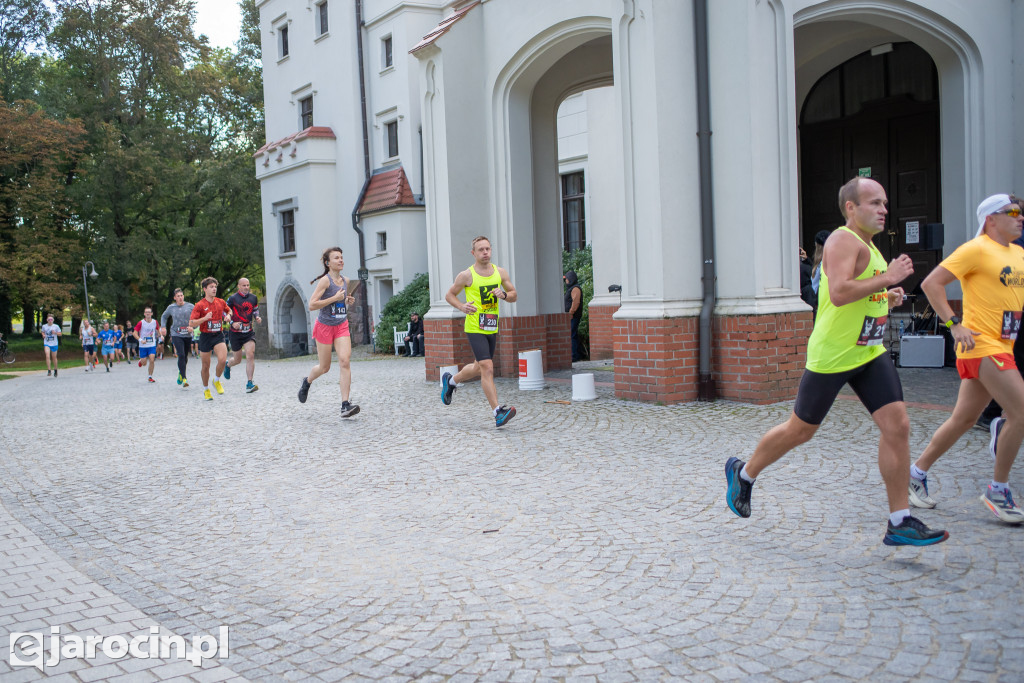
194, 0, 243, 51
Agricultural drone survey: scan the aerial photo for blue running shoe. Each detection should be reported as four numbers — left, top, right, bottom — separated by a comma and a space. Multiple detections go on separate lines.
246, 380, 258, 393
441, 372, 456, 405
725, 457, 752, 518
990, 417, 1005, 461
176, 373, 183, 386
223, 364, 231, 380
495, 405, 516, 427
883, 515, 949, 546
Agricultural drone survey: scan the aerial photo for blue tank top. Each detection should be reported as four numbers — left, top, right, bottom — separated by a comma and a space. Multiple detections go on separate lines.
316, 275, 348, 326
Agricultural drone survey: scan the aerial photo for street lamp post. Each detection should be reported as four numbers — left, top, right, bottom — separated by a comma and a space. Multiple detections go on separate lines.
82, 261, 98, 323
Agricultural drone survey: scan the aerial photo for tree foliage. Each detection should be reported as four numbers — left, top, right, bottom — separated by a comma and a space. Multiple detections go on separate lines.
0, 0, 266, 332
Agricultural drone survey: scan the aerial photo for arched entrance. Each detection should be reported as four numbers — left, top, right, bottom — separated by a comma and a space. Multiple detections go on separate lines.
800, 42, 941, 296
274, 282, 309, 357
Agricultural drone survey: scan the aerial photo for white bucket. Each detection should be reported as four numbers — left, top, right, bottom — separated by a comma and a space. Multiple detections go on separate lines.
518, 349, 545, 390
439, 364, 459, 387
572, 373, 597, 401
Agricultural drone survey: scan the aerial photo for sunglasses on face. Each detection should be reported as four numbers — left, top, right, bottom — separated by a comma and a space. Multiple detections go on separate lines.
994, 208, 1022, 218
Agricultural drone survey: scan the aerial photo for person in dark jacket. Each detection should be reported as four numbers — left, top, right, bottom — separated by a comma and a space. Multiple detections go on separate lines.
404, 311, 424, 356
564, 271, 584, 362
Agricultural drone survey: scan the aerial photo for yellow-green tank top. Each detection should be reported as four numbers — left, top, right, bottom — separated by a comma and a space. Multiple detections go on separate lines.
464, 265, 502, 335
806, 226, 889, 373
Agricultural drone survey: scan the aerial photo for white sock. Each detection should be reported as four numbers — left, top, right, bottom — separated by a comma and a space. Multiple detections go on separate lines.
910, 464, 928, 481
739, 465, 755, 484
990, 481, 1009, 493
204, 385, 210, 391
889, 509, 910, 526
493, 406, 500, 416
216, 375, 222, 382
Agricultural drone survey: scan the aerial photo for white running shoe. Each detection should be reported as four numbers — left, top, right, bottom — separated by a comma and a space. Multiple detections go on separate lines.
908, 476, 936, 508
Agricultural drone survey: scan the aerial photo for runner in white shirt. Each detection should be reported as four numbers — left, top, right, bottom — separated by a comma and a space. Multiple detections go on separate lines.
79, 320, 97, 372
134, 307, 160, 383
40, 314, 62, 377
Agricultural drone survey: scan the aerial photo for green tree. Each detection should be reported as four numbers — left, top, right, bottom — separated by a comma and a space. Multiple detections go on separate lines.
0, 0, 51, 102
0, 99, 86, 335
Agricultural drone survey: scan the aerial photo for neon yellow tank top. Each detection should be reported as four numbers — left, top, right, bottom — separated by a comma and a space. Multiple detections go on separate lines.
806, 226, 889, 373
464, 265, 502, 335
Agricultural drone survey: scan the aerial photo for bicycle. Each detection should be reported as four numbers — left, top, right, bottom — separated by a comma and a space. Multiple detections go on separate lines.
0, 333, 14, 364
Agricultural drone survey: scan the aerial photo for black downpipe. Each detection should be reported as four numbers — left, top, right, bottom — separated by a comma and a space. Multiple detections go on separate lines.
694, 0, 717, 401
352, 0, 371, 344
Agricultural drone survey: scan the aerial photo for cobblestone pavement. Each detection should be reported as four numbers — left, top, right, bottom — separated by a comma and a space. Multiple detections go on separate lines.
1, 351, 1022, 682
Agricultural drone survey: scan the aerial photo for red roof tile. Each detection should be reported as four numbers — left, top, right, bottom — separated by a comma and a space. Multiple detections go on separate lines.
254, 126, 336, 157
410, 1, 479, 54
358, 166, 419, 215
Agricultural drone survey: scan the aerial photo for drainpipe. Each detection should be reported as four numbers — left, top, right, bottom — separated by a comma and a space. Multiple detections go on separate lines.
352, 0, 371, 344
694, 0, 717, 401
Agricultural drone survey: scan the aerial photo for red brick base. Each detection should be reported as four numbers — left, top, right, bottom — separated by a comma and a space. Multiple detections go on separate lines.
611, 312, 812, 405
423, 313, 573, 382
588, 304, 618, 360
713, 311, 813, 404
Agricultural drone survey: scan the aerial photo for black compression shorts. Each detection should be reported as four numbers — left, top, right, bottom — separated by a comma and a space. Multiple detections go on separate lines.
466, 333, 497, 362
792, 353, 903, 425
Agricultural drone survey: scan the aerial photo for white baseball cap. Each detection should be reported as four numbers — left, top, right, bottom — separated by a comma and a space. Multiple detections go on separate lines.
976, 193, 1011, 237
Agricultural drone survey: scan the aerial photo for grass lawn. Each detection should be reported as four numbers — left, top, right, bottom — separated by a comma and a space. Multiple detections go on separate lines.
0, 332, 149, 378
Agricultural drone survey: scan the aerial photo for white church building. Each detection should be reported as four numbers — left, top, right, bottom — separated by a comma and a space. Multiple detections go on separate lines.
255, 0, 1024, 404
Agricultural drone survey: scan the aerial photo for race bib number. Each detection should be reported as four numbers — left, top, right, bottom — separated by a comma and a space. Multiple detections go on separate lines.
478, 313, 498, 332
856, 315, 887, 346
238, 323, 252, 333
1002, 310, 1022, 340
143, 336, 154, 344
330, 302, 346, 319
207, 322, 221, 332
177, 326, 190, 336
45, 335, 55, 344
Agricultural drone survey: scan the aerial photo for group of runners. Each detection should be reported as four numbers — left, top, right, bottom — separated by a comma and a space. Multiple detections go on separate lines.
36, 181, 1024, 547
725, 178, 1024, 546
39, 278, 263, 399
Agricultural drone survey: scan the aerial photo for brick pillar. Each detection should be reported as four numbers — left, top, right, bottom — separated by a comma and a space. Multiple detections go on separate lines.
713, 311, 813, 404
588, 304, 618, 360
614, 317, 700, 403
424, 313, 572, 382
610, 312, 813, 405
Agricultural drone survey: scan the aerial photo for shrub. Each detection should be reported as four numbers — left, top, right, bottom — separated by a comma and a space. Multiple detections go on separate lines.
374, 273, 430, 353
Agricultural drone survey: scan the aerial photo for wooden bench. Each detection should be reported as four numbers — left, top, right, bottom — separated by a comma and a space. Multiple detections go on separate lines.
393, 323, 410, 356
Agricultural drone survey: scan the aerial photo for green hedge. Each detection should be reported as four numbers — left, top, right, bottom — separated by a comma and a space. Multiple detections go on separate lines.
374, 273, 430, 353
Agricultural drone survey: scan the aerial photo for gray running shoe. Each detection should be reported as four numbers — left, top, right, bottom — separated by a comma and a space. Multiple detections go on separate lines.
989, 417, 1005, 461
340, 401, 360, 418
908, 475, 936, 508
980, 486, 1024, 524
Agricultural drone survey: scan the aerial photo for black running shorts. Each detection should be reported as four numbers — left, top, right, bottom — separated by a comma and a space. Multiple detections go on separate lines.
792, 353, 904, 425
466, 333, 497, 362
227, 331, 255, 352
198, 331, 226, 353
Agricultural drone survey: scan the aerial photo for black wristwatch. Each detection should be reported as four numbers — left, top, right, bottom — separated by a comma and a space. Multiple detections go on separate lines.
945, 316, 961, 329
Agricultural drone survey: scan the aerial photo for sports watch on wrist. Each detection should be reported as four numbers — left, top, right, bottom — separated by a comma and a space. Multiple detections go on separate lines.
945, 316, 961, 328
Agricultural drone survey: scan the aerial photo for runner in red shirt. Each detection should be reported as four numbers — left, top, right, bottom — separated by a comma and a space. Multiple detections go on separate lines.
188, 277, 232, 401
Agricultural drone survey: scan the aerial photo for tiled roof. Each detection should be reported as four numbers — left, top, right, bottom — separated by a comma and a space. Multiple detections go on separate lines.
410, 1, 479, 54
254, 126, 336, 157
358, 166, 420, 215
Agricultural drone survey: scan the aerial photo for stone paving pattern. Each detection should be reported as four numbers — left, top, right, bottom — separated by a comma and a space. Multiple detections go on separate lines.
1, 350, 1021, 681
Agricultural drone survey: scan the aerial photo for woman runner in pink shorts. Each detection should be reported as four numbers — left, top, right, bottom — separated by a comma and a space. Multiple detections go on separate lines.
297, 246, 361, 417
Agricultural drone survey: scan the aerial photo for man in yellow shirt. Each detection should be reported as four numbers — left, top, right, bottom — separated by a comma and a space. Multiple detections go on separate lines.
908, 194, 1024, 523
725, 177, 948, 547
441, 236, 519, 427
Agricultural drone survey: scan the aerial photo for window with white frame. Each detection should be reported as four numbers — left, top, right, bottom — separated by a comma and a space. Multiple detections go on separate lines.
278, 24, 289, 59
376, 231, 387, 253
315, 1, 328, 36
299, 96, 313, 129
280, 208, 295, 254
381, 35, 393, 70
385, 121, 398, 159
